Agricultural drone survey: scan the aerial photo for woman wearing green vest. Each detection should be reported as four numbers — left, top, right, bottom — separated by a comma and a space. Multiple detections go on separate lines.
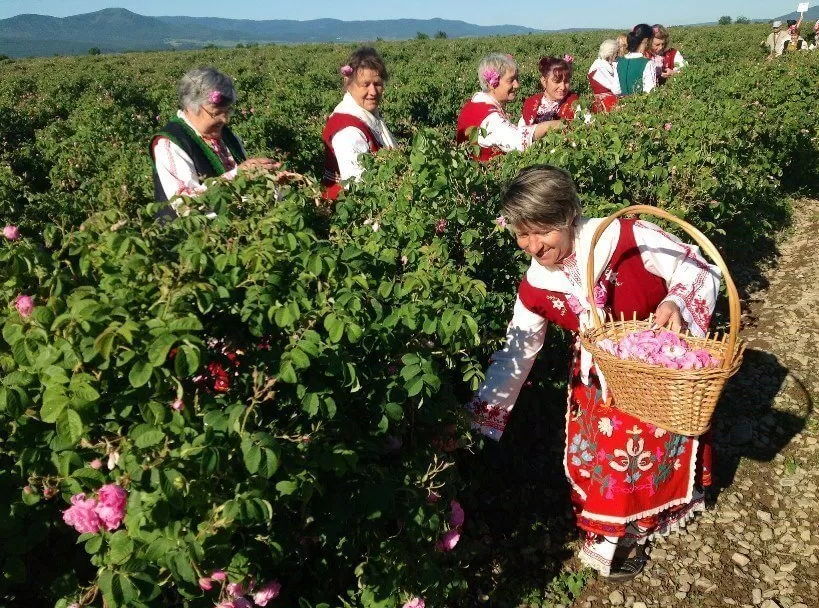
617, 24, 657, 96
150, 67, 278, 218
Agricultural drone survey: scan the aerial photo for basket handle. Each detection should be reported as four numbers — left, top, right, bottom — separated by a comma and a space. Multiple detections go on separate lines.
585, 205, 740, 371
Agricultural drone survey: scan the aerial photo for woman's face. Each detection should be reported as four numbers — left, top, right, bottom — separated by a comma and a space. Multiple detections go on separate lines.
514, 223, 575, 267
186, 102, 232, 139
651, 37, 667, 54
346, 68, 384, 112
541, 70, 570, 102
490, 68, 520, 105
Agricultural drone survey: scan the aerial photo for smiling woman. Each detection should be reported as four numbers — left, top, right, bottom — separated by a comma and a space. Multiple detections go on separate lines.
320, 46, 398, 200
149, 66, 277, 218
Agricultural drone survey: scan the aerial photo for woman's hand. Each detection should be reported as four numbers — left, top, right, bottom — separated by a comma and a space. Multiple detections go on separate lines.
533, 119, 563, 140
238, 157, 279, 175
653, 300, 686, 333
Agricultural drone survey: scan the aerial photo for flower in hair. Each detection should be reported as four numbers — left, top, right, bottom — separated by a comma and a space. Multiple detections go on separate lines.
495, 215, 508, 229
482, 68, 500, 89
789, 24, 799, 34
340, 65, 354, 77
563, 54, 574, 64
207, 90, 223, 105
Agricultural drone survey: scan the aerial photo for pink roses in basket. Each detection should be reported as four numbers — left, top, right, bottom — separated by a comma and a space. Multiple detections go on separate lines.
597, 329, 720, 370
62, 484, 127, 534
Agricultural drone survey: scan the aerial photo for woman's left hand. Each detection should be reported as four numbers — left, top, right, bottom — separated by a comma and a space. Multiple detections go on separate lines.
653, 301, 686, 332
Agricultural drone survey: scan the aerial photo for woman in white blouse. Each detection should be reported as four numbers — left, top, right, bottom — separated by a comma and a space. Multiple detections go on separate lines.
588, 39, 622, 113
321, 46, 397, 200
455, 53, 556, 162
150, 67, 277, 218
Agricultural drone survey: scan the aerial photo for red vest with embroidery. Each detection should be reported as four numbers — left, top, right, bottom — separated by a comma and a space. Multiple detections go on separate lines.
588, 71, 619, 113
321, 113, 381, 200
517, 219, 668, 331
456, 100, 504, 162
654, 49, 679, 85
520, 92, 578, 125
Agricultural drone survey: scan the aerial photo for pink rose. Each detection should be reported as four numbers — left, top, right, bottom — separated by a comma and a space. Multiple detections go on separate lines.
227, 582, 247, 598
565, 294, 584, 315
449, 500, 465, 528
232, 599, 253, 608
664, 123, 672, 131
495, 215, 507, 229
435, 529, 461, 552
434, 218, 447, 234
63, 494, 102, 534
403, 598, 426, 608
95, 484, 127, 531
211, 570, 228, 581
208, 90, 224, 105
171, 398, 184, 411
563, 54, 574, 64
3, 225, 20, 240
593, 284, 608, 308
252, 580, 282, 606
15, 295, 34, 317
340, 65, 354, 77
199, 577, 213, 591
90, 459, 102, 470
481, 68, 500, 89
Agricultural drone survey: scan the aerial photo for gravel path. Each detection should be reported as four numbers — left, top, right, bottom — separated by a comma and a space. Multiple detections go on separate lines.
573, 199, 819, 608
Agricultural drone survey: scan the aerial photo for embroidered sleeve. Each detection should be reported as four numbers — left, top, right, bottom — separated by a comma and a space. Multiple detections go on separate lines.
331, 126, 372, 182
642, 61, 658, 93
479, 110, 536, 153
152, 137, 206, 206
633, 220, 721, 336
467, 297, 548, 441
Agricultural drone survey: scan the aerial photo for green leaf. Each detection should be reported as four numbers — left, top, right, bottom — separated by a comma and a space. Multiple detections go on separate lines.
242, 442, 262, 474
290, 347, 310, 370
64, 409, 83, 443
41, 388, 68, 423
147, 333, 176, 367
278, 361, 297, 384
405, 376, 424, 397
131, 424, 165, 449
275, 480, 298, 496
323, 313, 344, 343
385, 403, 404, 421
70, 467, 105, 488
2, 323, 24, 346
85, 534, 103, 554
128, 361, 154, 388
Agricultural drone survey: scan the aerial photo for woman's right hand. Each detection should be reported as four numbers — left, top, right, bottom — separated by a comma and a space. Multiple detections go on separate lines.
532, 119, 563, 140
238, 157, 279, 175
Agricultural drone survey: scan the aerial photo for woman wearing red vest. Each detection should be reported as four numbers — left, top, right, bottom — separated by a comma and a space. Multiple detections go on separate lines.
456, 53, 556, 162
649, 25, 686, 86
519, 56, 583, 127
321, 47, 397, 200
588, 40, 622, 114
468, 165, 720, 581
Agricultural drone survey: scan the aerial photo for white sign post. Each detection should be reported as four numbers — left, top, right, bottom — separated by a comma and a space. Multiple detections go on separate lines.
797, 2, 809, 14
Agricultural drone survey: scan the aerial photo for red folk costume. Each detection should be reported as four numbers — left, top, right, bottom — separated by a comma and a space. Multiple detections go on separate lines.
456, 99, 504, 162
587, 58, 621, 114
519, 92, 579, 126
321, 114, 381, 200
456, 92, 538, 162
469, 217, 720, 575
650, 48, 685, 86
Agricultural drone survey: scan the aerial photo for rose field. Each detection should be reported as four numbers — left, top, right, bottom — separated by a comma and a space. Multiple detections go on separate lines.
1, 22, 818, 608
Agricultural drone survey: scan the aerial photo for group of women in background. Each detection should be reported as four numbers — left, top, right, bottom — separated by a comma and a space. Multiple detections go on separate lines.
145, 19, 729, 586
150, 23, 684, 208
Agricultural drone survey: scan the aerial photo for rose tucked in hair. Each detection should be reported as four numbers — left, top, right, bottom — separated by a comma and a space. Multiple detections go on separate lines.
207, 90, 223, 105
482, 68, 500, 88
340, 47, 389, 83
340, 65, 354, 77
563, 54, 574, 64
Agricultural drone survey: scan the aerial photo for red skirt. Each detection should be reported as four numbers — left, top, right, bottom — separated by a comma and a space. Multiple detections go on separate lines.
564, 342, 712, 538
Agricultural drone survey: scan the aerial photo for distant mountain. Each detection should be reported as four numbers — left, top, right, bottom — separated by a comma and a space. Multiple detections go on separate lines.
774, 7, 819, 22
0, 8, 542, 58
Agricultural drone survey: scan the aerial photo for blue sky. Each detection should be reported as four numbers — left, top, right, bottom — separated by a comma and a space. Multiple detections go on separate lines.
0, 1, 803, 28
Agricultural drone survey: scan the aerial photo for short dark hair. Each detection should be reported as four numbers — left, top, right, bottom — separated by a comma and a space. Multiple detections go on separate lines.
537, 56, 572, 83
344, 46, 389, 81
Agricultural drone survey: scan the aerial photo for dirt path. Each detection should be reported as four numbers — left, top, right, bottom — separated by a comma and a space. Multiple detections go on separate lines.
573, 199, 819, 608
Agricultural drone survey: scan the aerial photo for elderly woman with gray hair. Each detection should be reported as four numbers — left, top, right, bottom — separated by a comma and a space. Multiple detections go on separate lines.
150, 66, 277, 216
456, 53, 557, 162
588, 39, 622, 113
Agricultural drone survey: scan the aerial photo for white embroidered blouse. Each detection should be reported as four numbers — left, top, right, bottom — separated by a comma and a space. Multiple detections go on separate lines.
469, 92, 538, 153
471, 218, 721, 440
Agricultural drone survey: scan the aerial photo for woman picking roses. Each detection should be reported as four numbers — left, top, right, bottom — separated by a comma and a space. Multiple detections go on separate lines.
469, 165, 720, 581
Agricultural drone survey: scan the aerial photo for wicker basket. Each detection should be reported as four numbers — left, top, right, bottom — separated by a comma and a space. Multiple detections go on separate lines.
579, 205, 745, 436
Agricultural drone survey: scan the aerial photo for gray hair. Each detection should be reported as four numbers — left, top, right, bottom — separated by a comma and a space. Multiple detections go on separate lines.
177, 67, 236, 111
598, 39, 619, 62
501, 165, 582, 231
477, 53, 518, 92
